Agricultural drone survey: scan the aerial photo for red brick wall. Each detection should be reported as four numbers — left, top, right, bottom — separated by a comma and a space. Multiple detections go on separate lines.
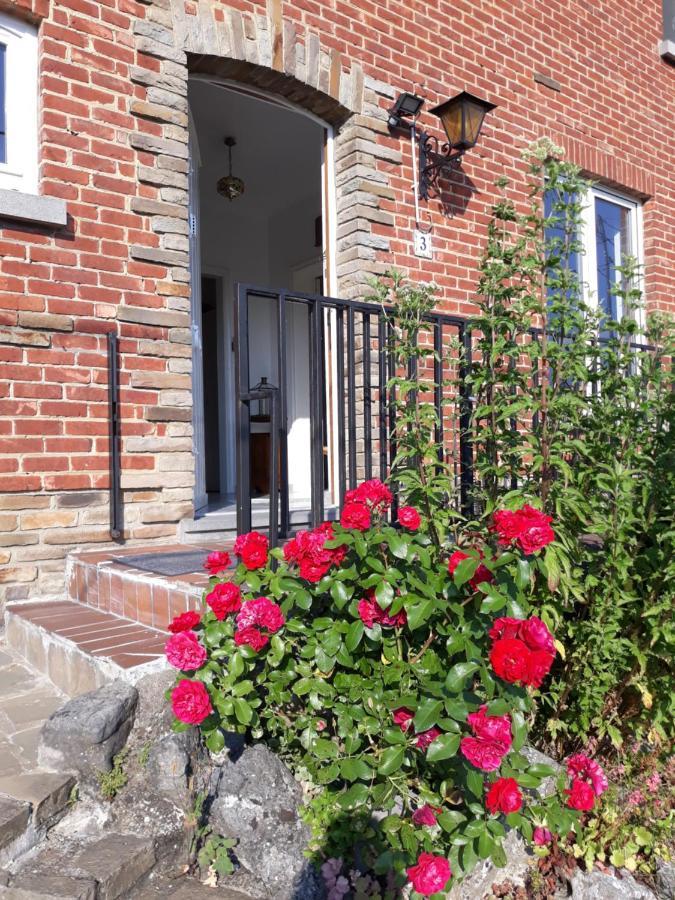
1, 0, 673, 605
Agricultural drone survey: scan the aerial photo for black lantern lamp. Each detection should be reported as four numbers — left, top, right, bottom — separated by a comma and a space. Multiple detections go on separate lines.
387, 91, 425, 129
419, 91, 496, 199
217, 136, 245, 201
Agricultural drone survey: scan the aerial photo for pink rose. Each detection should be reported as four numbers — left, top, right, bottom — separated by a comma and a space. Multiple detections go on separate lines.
461, 705, 512, 772
406, 853, 451, 896
415, 727, 441, 751
165, 631, 207, 671
206, 582, 242, 620
233, 531, 269, 570
533, 826, 553, 845
340, 500, 371, 531
204, 550, 231, 575
171, 679, 213, 725
168, 610, 201, 633
236, 596, 285, 634
398, 506, 421, 530
411, 804, 438, 826
466, 705, 512, 748
519, 616, 555, 653
393, 707, 414, 731
566, 754, 608, 797
460, 736, 508, 772
486, 777, 522, 815
234, 625, 269, 652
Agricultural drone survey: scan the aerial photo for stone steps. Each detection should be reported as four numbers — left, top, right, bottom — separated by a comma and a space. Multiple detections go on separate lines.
0, 771, 75, 869
5, 600, 168, 697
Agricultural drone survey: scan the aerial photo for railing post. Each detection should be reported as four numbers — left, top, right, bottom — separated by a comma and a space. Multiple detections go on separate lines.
268, 387, 279, 555
309, 297, 325, 526
458, 324, 474, 516
107, 332, 122, 540
234, 284, 252, 535
277, 292, 289, 538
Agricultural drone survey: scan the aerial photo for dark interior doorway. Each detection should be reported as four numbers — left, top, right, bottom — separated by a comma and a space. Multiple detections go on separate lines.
201, 275, 221, 494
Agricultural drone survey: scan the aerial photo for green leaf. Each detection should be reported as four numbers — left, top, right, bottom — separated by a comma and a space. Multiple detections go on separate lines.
478, 829, 494, 859
375, 580, 394, 609
205, 729, 225, 753
330, 581, 351, 607
479, 586, 508, 614
340, 757, 372, 781
338, 783, 369, 809
229, 652, 245, 678
515, 559, 531, 589
437, 811, 467, 834
378, 745, 405, 775
345, 619, 364, 652
233, 698, 252, 725
426, 732, 460, 762
406, 598, 434, 631
462, 839, 478, 871
387, 533, 409, 559
466, 767, 484, 798
445, 662, 479, 693
453, 555, 480, 588
413, 699, 443, 732
511, 711, 526, 751
312, 739, 338, 760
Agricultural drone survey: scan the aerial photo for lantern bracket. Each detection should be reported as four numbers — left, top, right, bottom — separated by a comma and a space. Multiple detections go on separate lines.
419, 131, 464, 200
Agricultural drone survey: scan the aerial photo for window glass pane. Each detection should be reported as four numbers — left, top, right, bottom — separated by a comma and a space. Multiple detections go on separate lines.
0, 43, 6, 164
544, 188, 580, 306
595, 197, 631, 322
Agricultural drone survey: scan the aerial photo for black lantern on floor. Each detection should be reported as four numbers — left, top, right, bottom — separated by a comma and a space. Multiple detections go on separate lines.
420, 91, 496, 199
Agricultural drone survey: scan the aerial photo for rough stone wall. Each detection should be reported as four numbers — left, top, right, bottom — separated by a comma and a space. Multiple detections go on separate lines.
1, 0, 674, 605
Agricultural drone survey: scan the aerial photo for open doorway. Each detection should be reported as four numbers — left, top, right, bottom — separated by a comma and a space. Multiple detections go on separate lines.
188, 77, 335, 527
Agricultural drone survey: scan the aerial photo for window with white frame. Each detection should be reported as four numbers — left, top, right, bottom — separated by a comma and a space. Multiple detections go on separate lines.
0, 12, 38, 194
545, 185, 643, 329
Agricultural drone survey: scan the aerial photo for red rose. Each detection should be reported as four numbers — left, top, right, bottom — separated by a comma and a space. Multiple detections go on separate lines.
171, 679, 213, 725
489, 637, 530, 684
204, 550, 231, 575
345, 479, 392, 511
284, 521, 347, 583
519, 616, 555, 654
206, 582, 242, 620
486, 777, 523, 815
461, 706, 512, 771
460, 736, 508, 772
565, 778, 595, 811
357, 593, 407, 629
340, 500, 371, 531
534, 826, 553, 845
411, 804, 438, 826
236, 596, 285, 634
233, 531, 269, 570
234, 625, 269, 652
491, 505, 554, 554
448, 549, 494, 590
398, 506, 421, 530
392, 707, 414, 731
567, 754, 608, 796
525, 649, 555, 688
415, 726, 441, 751
168, 610, 201, 633
406, 853, 451, 896
488, 616, 524, 642
466, 705, 512, 748
165, 631, 207, 671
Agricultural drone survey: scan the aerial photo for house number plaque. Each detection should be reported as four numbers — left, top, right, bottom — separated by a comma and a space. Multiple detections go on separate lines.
413, 229, 433, 259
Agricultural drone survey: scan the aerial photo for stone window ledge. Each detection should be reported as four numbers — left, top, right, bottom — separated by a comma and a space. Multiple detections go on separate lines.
0, 188, 67, 228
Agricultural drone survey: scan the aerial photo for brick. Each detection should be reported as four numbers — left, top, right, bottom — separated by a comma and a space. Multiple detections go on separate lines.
20, 510, 79, 529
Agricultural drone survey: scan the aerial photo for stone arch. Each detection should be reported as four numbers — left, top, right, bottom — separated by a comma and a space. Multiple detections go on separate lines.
129, 0, 399, 299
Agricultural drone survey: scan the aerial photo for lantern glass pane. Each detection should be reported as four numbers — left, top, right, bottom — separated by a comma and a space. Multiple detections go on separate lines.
439, 101, 463, 147
463, 98, 488, 147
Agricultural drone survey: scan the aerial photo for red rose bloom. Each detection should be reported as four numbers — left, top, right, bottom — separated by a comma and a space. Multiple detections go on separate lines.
411, 804, 438, 826
345, 479, 392, 511
165, 630, 207, 671
236, 596, 285, 633
406, 853, 451, 896
283, 521, 346, 583
519, 616, 555, 654
491, 505, 554, 554
206, 582, 242, 620
357, 592, 407, 629
565, 778, 595, 811
416, 726, 441, 751
448, 549, 494, 590
489, 616, 524, 642
340, 500, 371, 531
489, 637, 530, 684
168, 610, 201, 633
398, 506, 421, 530
171, 679, 213, 725
486, 777, 523, 815
466, 705, 512, 748
460, 737, 508, 772
233, 531, 269, 570
204, 550, 231, 575
234, 626, 269, 652
526, 649, 556, 688
461, 705, 512, 772
567, 754, 608, 796
534, 827, 553, 845
393, 707, 414, 731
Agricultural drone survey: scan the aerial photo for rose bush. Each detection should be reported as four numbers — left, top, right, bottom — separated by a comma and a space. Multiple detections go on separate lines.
165, 481, 605, 896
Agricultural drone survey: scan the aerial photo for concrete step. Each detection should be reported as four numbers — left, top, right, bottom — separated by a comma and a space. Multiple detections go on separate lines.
66, 545, 220, 630
5, 601, 168, 697
0, 772, 75, 867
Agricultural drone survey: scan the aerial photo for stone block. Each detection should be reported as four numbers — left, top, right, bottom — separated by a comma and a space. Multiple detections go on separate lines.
42, 528, 109, 545
71, 833, 155, 900
130, 132, 187, 160
137, 340, 191, 359
130, 100, 188, 127
145, 406, 192, 422
56, 492, 106, 509
17, 313, 73, 332
138, 165, 186, 189
0, 496, 50, 511
0, 773, 75, 828
117, 306, 190, 328
4, 874, 96, 899
569, 868, 656, 898
0, 797, 30, 851
39, 681, 138, 789
0, 328, 50, 348
130, 197, 185, 218
130, 372, 190, 390
129, 245, 189, 267
20, 511, 77, 530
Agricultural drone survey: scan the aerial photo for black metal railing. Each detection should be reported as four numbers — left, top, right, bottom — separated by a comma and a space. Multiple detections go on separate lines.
234, 284, 474, 547
107, 332, 122, 540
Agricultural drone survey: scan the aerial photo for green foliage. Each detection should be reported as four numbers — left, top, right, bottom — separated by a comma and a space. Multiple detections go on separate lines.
137, 740, 152, 767
97, 747, 128, 801
171, 502, 583, 891
470, 139, 675, 752
189, 791, 237, 883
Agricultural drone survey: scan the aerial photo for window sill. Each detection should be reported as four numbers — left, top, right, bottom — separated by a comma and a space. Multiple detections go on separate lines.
0, 188, 67, 228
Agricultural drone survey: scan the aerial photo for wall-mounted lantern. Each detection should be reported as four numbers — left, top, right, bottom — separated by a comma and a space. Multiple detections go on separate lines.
387, 90, 496, 201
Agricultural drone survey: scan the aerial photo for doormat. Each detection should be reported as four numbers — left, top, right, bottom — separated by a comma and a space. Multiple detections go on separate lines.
114, 550, 211, 577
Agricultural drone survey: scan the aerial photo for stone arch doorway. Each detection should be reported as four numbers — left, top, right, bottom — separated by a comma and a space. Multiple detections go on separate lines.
187, 72, 336, 522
